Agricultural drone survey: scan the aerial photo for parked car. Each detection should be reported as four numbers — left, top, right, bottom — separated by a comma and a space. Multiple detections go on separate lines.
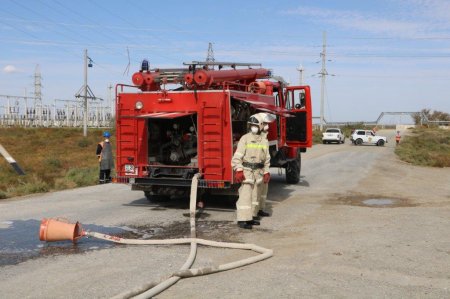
351, 129, 387, 146
322, 128, 345, 144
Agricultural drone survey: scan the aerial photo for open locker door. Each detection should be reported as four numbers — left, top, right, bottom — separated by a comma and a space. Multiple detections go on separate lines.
284, 86, 312, 149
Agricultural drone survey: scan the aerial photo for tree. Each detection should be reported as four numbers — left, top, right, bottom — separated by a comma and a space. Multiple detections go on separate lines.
413, 109, 450, 125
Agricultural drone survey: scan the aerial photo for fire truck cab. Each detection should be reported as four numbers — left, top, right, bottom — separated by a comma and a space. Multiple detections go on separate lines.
115, 61, 312, 201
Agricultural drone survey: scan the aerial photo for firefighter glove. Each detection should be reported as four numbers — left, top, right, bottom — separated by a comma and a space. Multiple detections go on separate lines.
263, 172, 270, 184
235, 170, 245, 183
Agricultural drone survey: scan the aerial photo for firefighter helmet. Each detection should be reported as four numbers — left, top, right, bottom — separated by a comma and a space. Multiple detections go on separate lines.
248, 116, 261, 127
248, 115, 263, 133
254, 112, 276, 124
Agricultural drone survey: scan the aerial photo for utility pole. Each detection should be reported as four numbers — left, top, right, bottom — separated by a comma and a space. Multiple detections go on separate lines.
296, 64, 304, 85
108, 84, 113, 117
75, 49, 98, 134
24, 88, 28, 122
319, 31, 327, 131
83, 49, 88, 137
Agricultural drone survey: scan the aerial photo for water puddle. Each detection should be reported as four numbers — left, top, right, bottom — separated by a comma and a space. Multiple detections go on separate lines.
0, 219, 239, 267
330, 195, 417, 208
362, 198, 394, 206
0, 219, 136, 267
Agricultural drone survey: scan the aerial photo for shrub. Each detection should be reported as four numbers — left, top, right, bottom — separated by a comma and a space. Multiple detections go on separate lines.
10, 175, 50, 196
395, 128, 450, 167
45, 158, 62, 169
78, 138, 92, 148
65, 167, 98, 187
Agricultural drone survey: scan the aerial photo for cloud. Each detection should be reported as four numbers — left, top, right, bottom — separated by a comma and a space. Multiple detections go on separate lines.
406, 0, 450, 25
3, 65, 19, 73
282, 6, 429, 37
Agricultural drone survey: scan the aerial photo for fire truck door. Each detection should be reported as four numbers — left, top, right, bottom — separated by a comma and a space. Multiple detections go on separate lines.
285, 86, 312, 147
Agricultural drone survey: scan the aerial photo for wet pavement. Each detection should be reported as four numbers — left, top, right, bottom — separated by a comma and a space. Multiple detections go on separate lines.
0, 219, 132, 267
328, 194, 418, 208
0, 217, 240, 267
362, 198, 395, 206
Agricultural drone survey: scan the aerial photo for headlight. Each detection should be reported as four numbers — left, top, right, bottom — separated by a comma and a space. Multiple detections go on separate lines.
135, 101, 143, 110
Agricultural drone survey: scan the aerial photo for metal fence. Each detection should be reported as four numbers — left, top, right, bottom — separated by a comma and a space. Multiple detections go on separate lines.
0, 100, 113, 128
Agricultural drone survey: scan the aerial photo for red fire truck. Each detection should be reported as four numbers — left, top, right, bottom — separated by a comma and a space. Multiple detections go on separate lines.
115, 61, 312, 201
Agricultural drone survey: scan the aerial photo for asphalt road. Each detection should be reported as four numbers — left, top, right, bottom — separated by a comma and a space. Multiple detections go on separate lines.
1, 130, 449, 298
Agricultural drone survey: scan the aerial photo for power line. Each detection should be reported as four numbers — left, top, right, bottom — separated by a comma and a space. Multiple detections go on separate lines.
88, 0, 179, 62
0, 18, 82, 61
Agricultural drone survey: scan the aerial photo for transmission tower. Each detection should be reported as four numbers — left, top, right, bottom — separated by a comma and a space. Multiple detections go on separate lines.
34, 64, 43, 125
206, 42, 215, 70
34, 65, 42, 102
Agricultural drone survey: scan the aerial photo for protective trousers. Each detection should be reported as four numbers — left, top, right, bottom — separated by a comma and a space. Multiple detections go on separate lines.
99, 169, 111, 184
236, 168, 263, 221
257, 182, 268, 212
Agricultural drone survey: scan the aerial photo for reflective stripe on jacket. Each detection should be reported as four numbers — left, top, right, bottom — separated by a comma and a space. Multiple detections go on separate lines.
231, 132, 270, 174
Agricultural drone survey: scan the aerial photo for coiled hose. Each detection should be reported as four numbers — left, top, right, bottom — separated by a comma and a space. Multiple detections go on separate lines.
85, 174, 273, 298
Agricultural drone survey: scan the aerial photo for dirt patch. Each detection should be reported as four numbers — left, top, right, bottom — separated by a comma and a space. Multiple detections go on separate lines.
328, 194, 418, 208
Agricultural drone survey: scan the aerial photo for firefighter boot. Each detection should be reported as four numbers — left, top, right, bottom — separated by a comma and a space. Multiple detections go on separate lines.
258, 210, 270, 217
249, 219, 260, 226
238, 221, 252, 229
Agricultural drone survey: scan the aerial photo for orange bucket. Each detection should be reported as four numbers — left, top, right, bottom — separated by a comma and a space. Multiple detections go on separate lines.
39, 218, 84, 243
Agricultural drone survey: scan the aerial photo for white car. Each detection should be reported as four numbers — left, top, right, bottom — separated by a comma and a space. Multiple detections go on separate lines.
351, 129, 387, 146
322, 128, 345, 144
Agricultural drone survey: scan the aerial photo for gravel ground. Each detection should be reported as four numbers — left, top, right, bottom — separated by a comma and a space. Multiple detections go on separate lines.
1, 129, 449, 298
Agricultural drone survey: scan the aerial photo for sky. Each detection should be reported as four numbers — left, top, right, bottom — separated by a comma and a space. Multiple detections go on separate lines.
1, 0, 450, 123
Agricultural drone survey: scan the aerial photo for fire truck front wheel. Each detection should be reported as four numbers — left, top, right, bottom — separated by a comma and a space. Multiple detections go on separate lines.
144, 191, 169, 202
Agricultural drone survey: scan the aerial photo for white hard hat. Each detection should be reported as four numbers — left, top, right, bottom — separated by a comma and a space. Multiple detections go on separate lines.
253, 112, 276, 124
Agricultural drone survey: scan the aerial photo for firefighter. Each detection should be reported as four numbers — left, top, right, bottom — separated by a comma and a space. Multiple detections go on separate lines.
252, 112, 276, 219
395, 130, 401, 146
97, 131, 114, 184
231, 116, 271, 229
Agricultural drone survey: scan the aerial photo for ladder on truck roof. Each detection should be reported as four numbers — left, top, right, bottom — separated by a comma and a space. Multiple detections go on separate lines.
199, 99, 224, 180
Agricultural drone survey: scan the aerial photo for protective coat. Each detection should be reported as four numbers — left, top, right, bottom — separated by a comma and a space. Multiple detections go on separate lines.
231, 132, 270, 221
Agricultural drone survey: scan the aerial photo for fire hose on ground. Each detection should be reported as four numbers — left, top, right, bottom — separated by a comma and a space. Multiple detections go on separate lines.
39, 173, 273, 298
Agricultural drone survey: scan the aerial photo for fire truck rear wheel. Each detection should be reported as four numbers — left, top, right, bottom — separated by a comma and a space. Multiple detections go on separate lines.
286, 152, 301, 184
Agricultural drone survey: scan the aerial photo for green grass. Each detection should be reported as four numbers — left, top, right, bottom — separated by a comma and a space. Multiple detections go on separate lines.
395, 128, 450, 167
0, 127, 115, 199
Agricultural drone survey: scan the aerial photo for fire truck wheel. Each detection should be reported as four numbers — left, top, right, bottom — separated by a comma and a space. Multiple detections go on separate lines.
286, 153, 301, 184
144, 191, 169, 202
